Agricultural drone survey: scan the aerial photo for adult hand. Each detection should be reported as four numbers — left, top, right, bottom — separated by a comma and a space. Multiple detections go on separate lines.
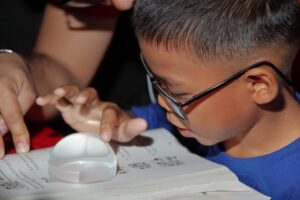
0, 52, 37, 157
109, 0, 135, 10
36, 85, 147, 142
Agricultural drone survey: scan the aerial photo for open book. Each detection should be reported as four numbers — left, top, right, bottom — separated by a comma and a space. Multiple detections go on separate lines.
0, 128, 269, 200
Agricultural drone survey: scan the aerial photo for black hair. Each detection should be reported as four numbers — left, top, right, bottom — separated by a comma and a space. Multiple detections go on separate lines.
132, 0, 300, 60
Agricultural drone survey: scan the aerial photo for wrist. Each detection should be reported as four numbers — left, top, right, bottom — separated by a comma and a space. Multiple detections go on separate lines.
0, 49, 13, 54
0, 49, 26, 65
0, 49, 35, 90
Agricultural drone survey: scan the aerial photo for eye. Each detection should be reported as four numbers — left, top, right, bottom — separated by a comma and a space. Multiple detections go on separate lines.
173, 94, 191, 103
154, 79, 191, 102
165, 88, 190, 103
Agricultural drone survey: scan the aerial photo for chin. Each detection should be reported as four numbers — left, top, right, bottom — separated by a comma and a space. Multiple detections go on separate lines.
194, 138, 218, 146
177, 128, 219, 146
177, 127, 194, 137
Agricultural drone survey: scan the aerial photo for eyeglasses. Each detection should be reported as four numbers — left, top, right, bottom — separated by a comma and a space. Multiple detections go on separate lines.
140, 53, 293, 121
56, 0, 105, 8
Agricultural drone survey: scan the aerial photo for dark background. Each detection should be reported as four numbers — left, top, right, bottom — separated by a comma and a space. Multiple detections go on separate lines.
0, 0, 150, 110
0, 0, 45, 54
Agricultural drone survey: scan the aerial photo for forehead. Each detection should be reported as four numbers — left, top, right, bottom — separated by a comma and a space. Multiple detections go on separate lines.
140, 39, 201, 66
138, 37, 292, 73
140, 40, 199, 73
139, 39, 243, 74
139, 40, 238, 89
140, 38, 263, 66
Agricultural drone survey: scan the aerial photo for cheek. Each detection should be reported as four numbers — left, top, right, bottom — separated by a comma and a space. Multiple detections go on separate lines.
157, 96, 187, 128
187, 84, 254, 145
157, 95, 168, 111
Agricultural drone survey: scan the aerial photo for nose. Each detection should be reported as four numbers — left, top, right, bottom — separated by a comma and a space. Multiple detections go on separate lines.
157, 95, 187, 128
157, 95, 171, 112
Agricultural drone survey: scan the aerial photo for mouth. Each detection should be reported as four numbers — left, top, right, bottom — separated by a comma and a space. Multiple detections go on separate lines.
177, 127, 193, 137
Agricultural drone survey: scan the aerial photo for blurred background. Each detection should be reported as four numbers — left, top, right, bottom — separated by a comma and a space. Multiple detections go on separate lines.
0, 0, 150, 110
0, 0, 151, 134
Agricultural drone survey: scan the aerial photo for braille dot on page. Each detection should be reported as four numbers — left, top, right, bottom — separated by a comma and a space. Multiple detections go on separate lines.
48, 133, 117, 184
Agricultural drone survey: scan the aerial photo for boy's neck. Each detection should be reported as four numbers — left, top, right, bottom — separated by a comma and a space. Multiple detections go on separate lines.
223, 91, 300, 158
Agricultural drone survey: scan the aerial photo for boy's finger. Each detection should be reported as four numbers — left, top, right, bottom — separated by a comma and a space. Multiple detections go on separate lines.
53, 87, 66, 97
36, 94, 72, 114
36, 94, 56, 106
99, 106, 119, 142
124, 118, 147, 137
115, 118, 147, 142
76, 88, 98, 104
54, 85, 79, 102
35, 97, 47, 106
55, 98, 73, 112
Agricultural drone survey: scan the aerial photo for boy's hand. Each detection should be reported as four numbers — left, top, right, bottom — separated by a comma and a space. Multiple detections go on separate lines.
36, 85, 147, 142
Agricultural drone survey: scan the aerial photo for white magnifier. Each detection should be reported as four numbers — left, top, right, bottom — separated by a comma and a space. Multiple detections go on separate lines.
48, 133, 117, 184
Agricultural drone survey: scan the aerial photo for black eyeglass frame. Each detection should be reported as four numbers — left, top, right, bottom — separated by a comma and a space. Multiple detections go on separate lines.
140, 53, 293, 121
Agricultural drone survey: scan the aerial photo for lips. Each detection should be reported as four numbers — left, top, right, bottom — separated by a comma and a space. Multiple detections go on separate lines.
177, 127, 193, 137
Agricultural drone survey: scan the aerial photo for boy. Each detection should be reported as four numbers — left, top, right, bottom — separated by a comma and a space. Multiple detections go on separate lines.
37, 0, 300, 199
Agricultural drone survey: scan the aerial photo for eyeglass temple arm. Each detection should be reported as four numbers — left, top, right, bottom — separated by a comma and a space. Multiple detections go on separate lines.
182, 62, 293, 107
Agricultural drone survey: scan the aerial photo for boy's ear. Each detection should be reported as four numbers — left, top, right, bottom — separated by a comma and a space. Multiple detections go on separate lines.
244, 67, 279, 105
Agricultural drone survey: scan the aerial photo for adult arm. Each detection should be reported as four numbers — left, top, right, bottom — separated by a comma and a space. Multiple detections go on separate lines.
29, 3, 117, 119
0, 3, 117, 155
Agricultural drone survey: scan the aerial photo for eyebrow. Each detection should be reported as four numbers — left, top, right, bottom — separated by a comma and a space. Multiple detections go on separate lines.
153, 72, 184, 88
140, 54, 187, 90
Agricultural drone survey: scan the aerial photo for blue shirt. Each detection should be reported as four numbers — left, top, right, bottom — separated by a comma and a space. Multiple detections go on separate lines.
206, 140, 300, 200
132, 103, 174, 132
131, 92, 300, 199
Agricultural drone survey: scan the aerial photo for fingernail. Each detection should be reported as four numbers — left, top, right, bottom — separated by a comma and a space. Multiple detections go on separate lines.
76, 96, 86, 104
54, 88, 65, 96
137, 119, 147, 127
35, 97, 43, 105
16, 142, 29, 154
0, 121, 8, 136
101, 131, 110, 141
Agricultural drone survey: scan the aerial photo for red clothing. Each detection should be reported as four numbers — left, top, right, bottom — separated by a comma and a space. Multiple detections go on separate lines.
5, 124, 64, 154
65, 4, 120, 17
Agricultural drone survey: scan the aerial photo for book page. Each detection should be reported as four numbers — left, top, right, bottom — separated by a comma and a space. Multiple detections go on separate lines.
0, 128, 269, 200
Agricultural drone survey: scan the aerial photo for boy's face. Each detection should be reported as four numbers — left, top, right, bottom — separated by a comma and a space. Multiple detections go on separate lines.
140, 40, 261, 146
